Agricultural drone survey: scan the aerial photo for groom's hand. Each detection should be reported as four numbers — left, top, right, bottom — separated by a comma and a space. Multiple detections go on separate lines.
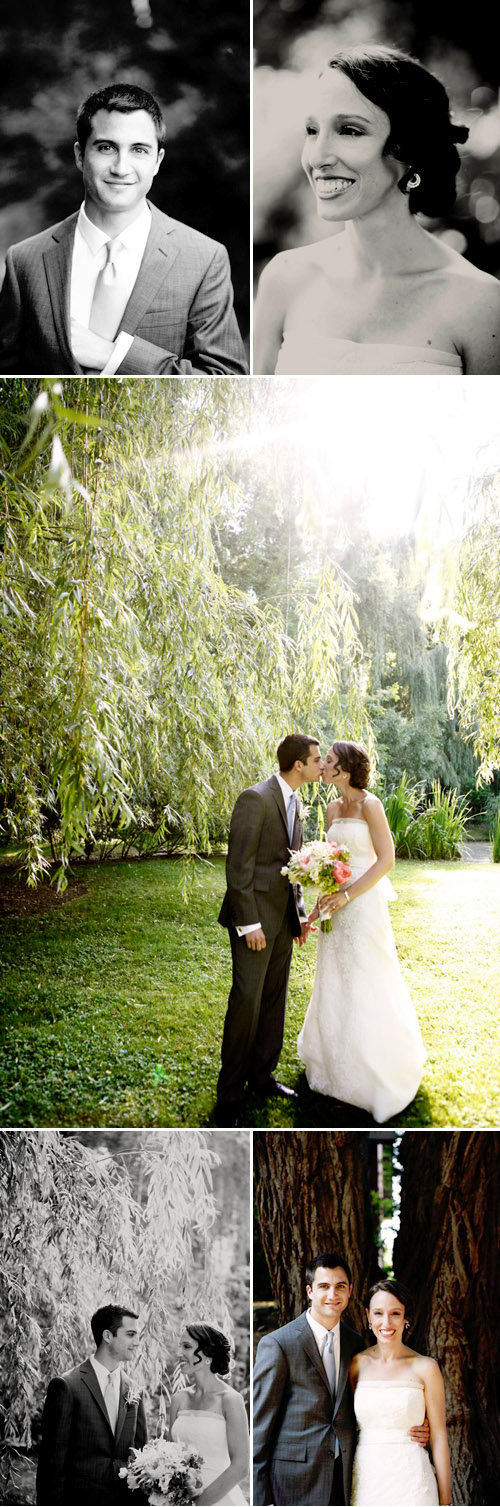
408, 1417, 430, 1449
246, 926, 267, 950
295, 920, 313, 945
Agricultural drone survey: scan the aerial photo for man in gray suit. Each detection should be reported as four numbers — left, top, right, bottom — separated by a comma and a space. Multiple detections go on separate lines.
216, 733, 322, 1126
253, 1251, 430, 1506
36, 1303, 147, 1505
0, 83, 247, 376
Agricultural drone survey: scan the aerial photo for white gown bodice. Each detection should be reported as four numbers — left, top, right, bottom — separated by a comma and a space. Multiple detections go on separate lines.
351, 1382, 439, 1504
171, 1410, 247, 1504
275, 331, 463, 375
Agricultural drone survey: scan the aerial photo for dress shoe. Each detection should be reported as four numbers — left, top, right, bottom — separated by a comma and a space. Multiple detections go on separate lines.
214, 1099, 243, 1128
255, 1077, 299, 1101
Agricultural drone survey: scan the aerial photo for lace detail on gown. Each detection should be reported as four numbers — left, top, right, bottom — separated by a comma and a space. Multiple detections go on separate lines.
171, 1411, 248, 1505
351, 1382, 439, 1504
297, 820, 426, 1121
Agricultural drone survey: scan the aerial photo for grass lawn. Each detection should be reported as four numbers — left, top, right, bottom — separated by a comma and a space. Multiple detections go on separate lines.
0, 857, 498, 1129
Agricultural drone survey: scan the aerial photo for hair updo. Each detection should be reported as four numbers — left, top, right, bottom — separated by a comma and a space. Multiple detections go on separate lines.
331, 741, 371, 789
186, 1324, 232, 1376
365, 1278, 415, 1328
324, 45, 469, 217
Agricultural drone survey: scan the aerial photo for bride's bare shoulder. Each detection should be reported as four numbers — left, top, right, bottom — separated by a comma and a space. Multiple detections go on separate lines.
259, 237, 341, 293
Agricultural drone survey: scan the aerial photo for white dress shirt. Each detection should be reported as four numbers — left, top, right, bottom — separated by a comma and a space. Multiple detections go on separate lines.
307, 1311, 340, 1455
70, 202, 151, 373
90, 1355, 121, 1429
236, 774, 299, 937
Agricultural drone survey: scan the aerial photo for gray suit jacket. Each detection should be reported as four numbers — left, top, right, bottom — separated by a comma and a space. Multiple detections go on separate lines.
0, 202, 247, 375
218, 775, 307, 942
253, 1311, 364, 1506
36, 1358, 148, 1505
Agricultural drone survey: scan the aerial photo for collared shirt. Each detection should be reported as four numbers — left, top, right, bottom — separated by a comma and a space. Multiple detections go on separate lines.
236, 774, 299, 937
306, 1309, 341, 1380
90, 1355, 121, 1420
70, 201, 151, 373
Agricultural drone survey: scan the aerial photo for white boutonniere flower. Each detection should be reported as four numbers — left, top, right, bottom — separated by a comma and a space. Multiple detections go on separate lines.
124, 1383, 142, 1407
297, 800, 309, 823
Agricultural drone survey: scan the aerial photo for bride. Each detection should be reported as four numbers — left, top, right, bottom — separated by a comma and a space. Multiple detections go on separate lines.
170, 1324, 249, 1505
350, 1279, 451, 1505
254, 45, 500, 375
297, 740, 426, 1121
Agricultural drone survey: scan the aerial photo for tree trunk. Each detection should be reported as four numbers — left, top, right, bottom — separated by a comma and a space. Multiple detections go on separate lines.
394, 1131, 500, 1506
253, 1131, 380, 1332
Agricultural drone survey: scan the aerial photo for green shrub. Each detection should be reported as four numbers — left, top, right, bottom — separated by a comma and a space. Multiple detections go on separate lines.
411, 781, 470, 860
383, 774, 424, 856
490, 808, 500, 863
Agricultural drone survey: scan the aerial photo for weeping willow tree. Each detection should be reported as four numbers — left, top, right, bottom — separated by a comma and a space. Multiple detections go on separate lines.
437, 472, 500, 783
0, 378, 369, 887
0, 1128, 248, 1501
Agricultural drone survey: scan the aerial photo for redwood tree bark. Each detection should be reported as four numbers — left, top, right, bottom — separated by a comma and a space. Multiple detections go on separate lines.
253, 1131, 380, 1332
394, 1131, 500, 1506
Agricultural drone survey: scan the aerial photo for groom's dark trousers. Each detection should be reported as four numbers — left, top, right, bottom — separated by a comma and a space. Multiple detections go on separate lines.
253, 1310, 364, 1505
36, 1359, 147, 1505
217, 774, 306, 1105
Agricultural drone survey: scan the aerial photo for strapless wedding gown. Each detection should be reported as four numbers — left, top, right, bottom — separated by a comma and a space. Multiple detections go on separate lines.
351, 1381, 439, 1504
297, 820, 426, 1121
171, 1410, 248, 1504
275, 331, 463, 375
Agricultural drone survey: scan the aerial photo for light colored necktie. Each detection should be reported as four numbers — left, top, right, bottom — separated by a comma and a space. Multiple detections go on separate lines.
104, 1370, 118, 1433
89, 239, 125, 340
287, 793, 297, 845
323, 1329, 336, 1396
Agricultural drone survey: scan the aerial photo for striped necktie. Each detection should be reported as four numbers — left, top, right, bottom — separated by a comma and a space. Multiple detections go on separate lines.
89, 238, 125, 340
287, 793, 297, 845
104, 1369, 119, 1433
323, 1329, 336, 1396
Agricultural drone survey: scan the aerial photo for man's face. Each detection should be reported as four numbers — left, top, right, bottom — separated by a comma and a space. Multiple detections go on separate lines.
297, 744, 323, 785
306, 1265, 352, 1328
105, 1316, 140, 1365
74, 109, 164, 220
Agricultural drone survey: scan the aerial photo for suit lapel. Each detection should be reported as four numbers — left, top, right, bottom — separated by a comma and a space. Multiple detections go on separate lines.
115, 1373, 129, 1443
42, 215, 81, 371
333, 1322, 353, 1417
120, 204, 181, 333
268, 775, 291, 839
80, 1359, 114, 1434
296, 1312, 332, 1393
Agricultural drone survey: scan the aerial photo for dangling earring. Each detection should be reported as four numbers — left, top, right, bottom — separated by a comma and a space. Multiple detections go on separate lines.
405, 170, 421, 191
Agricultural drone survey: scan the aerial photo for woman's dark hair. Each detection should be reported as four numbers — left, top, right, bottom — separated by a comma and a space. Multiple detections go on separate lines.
365, 1278, 415, 1327
186, 1324, 232, 1376
323, 46, 468, 216
331, 740, 370, 789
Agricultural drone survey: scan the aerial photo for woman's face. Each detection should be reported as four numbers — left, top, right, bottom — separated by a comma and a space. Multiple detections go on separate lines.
177, 1331, 205, 1378
301, 70, 402, 222
367, 1290, 407, 1344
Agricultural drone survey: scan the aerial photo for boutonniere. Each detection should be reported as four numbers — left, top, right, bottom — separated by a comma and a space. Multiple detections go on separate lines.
297, 800, 309, 823
124, 1384, 142, 1407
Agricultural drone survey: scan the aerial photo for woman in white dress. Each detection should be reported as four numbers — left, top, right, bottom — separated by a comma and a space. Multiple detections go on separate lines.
297, 740, 426, 1121
170, 1324, 249, 1506
254, 45, 500, 376
350, 1279, 451, 1506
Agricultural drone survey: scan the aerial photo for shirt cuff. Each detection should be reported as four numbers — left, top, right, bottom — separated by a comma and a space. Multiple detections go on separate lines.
236, 922, 261, 936
101, 330, 134, 375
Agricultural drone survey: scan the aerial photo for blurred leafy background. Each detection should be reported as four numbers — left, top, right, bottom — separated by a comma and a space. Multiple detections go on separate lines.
254, 0, 500, 291
0, 0, 250, 343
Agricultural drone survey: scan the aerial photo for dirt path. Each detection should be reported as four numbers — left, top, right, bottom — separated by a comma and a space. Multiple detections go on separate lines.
459, 841, 492, 863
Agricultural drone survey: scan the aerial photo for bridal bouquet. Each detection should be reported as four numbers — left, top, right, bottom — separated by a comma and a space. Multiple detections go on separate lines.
119, 1438, 205, 1505
282, 839, 351, 932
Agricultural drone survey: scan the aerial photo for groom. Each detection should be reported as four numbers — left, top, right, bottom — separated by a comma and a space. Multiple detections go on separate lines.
216, 733, 322, 1126
253, 1251, 429, 1506
36, 1303, 147, 1505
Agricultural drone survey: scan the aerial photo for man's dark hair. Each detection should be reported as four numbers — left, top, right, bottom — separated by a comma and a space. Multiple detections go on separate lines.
306, 1251, 353, 1288
91, 1304, 139, 1347
76, 83, 165, 151
277, 734, 319, 773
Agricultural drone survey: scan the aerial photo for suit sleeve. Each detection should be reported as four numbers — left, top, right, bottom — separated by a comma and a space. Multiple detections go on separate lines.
36, 1378, 74, 1505
117, 245, 248, 376
253, 1333, 288, 1506
225, 789, 267, 929
0, 253, 24, 373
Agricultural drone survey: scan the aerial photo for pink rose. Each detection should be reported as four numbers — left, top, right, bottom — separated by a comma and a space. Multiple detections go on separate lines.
333, 861, 351, 882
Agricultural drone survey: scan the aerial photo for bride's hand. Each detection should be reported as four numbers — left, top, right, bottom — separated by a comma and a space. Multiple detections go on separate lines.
320, 890, 350, 917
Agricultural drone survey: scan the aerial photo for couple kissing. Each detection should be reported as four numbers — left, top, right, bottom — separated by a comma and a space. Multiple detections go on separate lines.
216, 733, 426, 1128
